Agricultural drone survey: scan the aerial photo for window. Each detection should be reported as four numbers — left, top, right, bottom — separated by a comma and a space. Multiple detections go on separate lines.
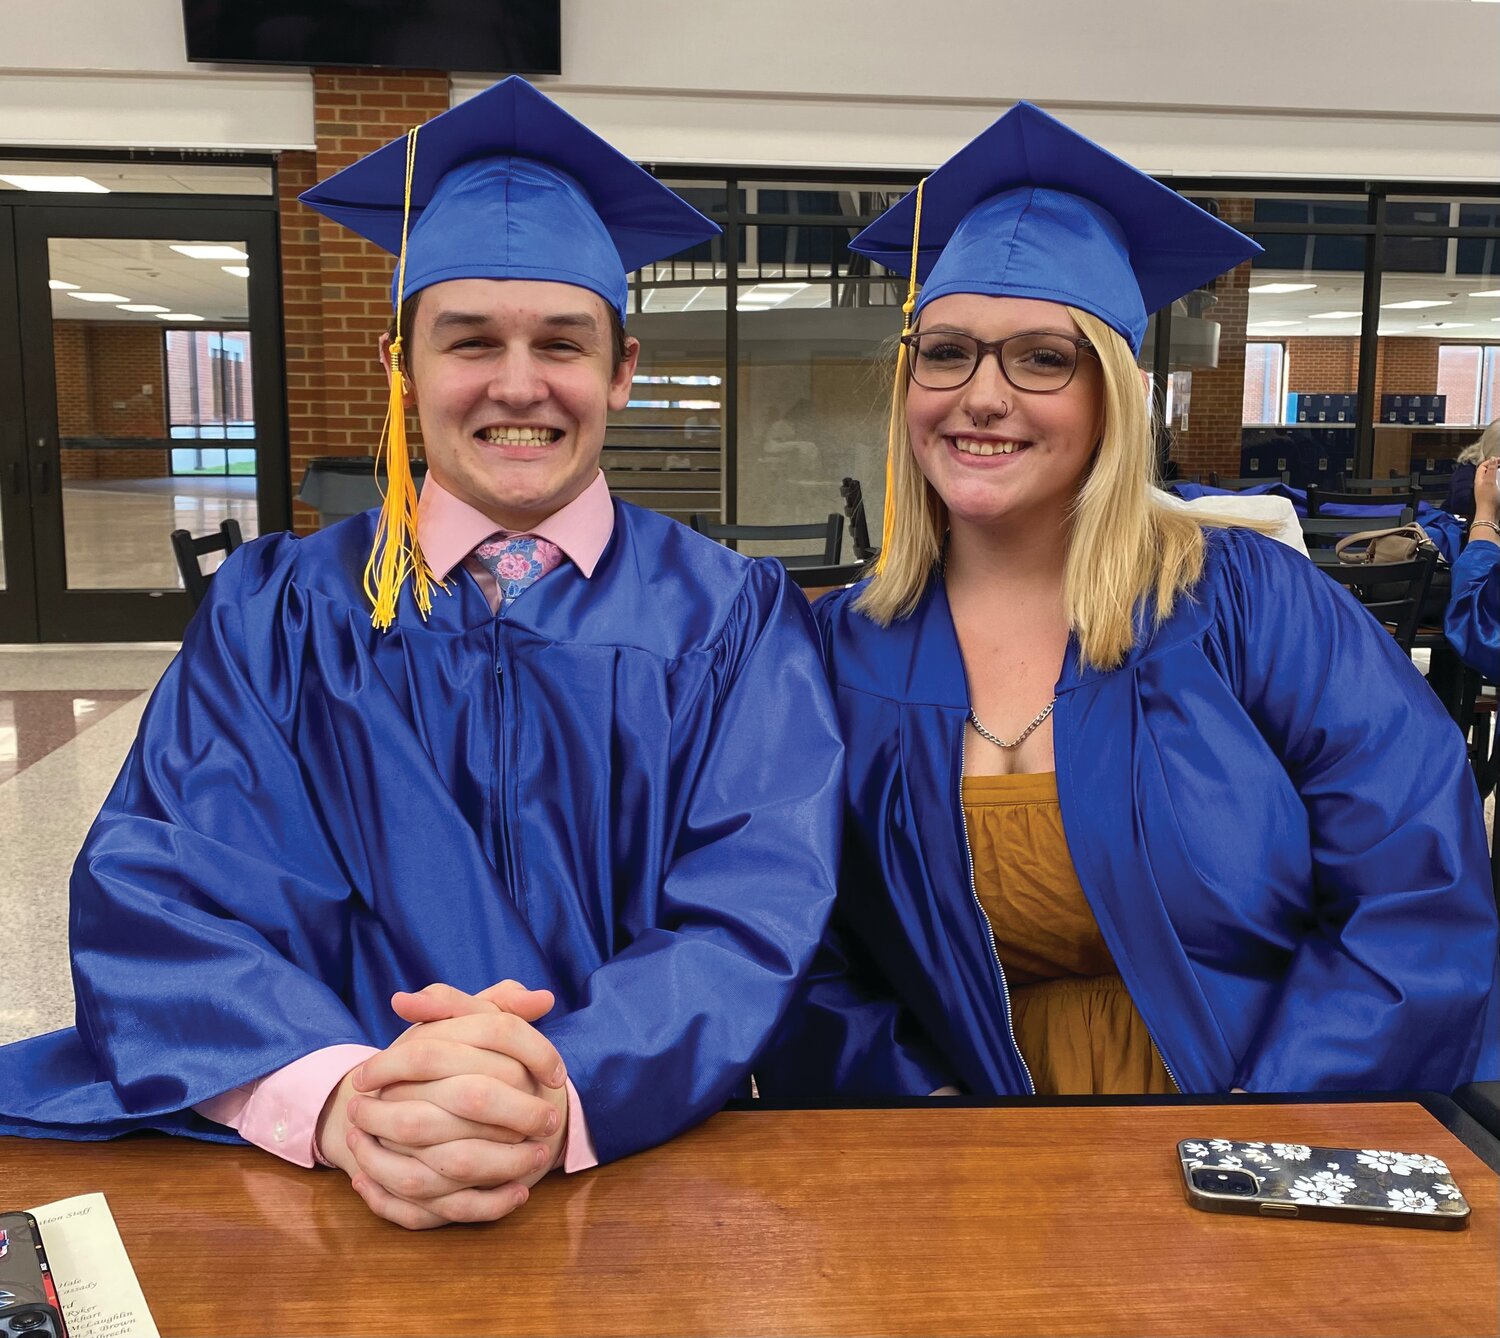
1242, 343, 1287, 424
1437, 345, 1483, 425
1436, 344, 1500, 427
165, 328, 255, 475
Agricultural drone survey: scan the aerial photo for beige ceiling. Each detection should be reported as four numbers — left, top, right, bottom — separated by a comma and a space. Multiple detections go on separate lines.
0, 160, 271, 196
48, 236, 249, 324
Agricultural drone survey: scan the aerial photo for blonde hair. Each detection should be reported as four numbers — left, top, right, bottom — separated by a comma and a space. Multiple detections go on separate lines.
855, 306, 1229, 671
1457, 419, 1500, 467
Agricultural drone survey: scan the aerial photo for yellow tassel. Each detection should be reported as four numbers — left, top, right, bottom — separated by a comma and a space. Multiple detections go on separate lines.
875, 175, 927, 576
363, 337, 437, 629
363, 126, 440, 631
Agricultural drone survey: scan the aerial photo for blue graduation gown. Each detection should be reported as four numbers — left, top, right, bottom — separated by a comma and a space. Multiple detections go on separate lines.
0, 502, 843, 1165
1445, 541, 1499, 680
767, 527, 1498, 1098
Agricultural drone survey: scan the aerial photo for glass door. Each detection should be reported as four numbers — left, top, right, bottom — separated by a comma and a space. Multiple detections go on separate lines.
9, 203, 286, 642
0, 209, 39, 640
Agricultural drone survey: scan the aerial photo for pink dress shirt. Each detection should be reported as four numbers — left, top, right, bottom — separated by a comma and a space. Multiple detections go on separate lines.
195, 471, 615, 1174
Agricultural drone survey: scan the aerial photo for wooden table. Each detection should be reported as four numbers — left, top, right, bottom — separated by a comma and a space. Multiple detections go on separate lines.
3, 1102, 1496, 1337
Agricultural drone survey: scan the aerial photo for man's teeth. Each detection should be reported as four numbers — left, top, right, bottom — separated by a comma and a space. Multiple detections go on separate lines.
953, 438, 1025, 456
481, 427, 557, 444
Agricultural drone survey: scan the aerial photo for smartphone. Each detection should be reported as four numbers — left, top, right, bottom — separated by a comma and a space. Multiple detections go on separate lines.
1178, 1138, 1470, 1231
0, 1212, 68, 1338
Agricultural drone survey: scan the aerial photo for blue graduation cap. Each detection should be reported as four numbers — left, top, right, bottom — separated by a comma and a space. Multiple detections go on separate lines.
850, 102, 1261, 354
300, 75, 721, 321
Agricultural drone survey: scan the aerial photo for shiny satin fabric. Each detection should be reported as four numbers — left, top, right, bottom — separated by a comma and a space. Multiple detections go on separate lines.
1445, 541, 1499, 680
0, 504, 844, 1165
766, 527, 1499, 1098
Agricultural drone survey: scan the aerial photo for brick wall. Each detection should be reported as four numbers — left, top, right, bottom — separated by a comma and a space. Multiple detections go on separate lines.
1171, 197, 1253, 480
1374, 337, 1440, 397
1284, 337, 1360, 394
54, 320, 168, 479
281, 70, 447, 534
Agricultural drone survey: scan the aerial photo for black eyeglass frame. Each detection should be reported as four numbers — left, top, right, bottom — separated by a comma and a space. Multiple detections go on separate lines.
899, 330, 1098, 393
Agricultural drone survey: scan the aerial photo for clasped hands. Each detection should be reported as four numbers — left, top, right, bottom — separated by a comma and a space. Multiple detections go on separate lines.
317, 979, 568, 1230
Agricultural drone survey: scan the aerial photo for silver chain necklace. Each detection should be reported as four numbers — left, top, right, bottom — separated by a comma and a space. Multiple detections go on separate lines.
943, 542, 1058, 751
967, 698, 1057, 750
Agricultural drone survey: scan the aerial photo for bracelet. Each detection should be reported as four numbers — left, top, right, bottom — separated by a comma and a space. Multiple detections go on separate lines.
1472, 519, 1500, 536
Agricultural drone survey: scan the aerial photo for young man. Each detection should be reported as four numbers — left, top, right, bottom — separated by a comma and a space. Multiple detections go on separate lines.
0, 78, 844, 1230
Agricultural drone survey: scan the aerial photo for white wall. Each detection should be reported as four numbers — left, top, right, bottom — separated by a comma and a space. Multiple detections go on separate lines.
2, 0, 1497, 180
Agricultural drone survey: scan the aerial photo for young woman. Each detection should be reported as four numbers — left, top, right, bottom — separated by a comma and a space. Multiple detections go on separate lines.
1442, 419, 1500, 519
768, 103, 1498, 1099
1446, 455, 1499, 679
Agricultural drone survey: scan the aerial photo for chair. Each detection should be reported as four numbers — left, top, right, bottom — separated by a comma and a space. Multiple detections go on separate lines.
785, 562, 868, 599
1415, 473, 1455, 505
170, 518, 243, 609
1207, 470, 1290, 490
1305, 483, 1419, 517
1299, 508, 1415, 566
1317, 547, 1438, 656
689, 514, 843, 568
840, 477, 877, 561
1336, 473, 1416, 495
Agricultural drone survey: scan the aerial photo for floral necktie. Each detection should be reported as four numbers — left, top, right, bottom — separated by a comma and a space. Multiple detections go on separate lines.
472, 533, 565, 615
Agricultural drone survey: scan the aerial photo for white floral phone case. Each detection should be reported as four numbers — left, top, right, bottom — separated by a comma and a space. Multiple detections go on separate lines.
1178, 1138, 1471, 1229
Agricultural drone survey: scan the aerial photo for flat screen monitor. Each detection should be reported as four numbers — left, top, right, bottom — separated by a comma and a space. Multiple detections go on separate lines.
182, 1, 561, 74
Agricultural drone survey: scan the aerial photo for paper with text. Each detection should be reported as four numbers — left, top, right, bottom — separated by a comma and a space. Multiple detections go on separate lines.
26, 1194, 160, 1338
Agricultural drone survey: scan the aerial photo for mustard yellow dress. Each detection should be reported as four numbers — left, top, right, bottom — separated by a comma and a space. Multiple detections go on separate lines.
961, 771, 1176, 1095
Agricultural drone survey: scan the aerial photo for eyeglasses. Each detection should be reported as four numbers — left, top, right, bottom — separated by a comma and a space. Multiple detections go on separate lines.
900, 330, 1097, 393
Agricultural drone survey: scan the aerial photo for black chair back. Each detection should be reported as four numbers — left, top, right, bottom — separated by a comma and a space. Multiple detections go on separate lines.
170, 518, 244, 608
1336, 473, 1416, 494
689, 514, 843, 568
839, 477, 876, 561
1318, 547, 1438, 655
784, 562, 867, 593
1208, 470, 1290, 490
1299, 507, 1416, 563
1306, 483, 1419, 517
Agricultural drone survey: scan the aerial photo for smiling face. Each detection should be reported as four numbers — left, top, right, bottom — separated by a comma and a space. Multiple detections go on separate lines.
391, 277, 638, 531
905, 294, 1105, 533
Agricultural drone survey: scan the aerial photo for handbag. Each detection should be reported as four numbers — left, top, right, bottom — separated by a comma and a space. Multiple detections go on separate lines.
1334, 522, 1438, 565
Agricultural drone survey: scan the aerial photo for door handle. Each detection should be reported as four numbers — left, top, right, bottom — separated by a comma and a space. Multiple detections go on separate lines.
33, 457, 51, 495
6, 460, 20, 495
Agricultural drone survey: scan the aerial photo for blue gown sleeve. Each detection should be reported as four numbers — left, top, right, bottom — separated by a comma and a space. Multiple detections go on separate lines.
753, 588, 956, 1101
64, 537, 374, 1124
1212, 531, 1500, 1090
537, 560, 845, 1162
1445, 540, 1500, 681
753, 873, 957, 1100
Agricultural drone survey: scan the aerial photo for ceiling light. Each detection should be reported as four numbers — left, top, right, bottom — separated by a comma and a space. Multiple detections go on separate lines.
0, 174, 108, 193
1470, 289, 1500, 298
48, 279, 79, 291
117, 304, 170, 313
155, 312, 205, 321
1380, 299, 1452, 310
1308, 310, 1363, 319
66, 291, 130, 303
1247, 321, 1299, 329
1248, 282, 1317, 294
169, 244, 248, 261
1416, 323, 1472, 330
221, 265, 250, 278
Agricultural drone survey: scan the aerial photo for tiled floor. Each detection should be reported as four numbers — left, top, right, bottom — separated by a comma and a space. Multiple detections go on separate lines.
0, 476, 259, 591
0, 643, 177, 1046
0, 642, 1494, 1054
